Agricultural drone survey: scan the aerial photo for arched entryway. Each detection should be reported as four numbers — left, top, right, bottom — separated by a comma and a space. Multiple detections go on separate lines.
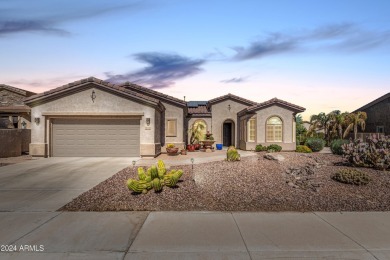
222, 119, 235, 147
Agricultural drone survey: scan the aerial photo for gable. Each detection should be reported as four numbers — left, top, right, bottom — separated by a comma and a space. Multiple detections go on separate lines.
24, 77, 164, 111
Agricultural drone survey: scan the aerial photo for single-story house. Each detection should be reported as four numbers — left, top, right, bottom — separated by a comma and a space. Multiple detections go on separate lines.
0, 84, 35, 129
24, 77, 305, 157
354, 92, 390, 136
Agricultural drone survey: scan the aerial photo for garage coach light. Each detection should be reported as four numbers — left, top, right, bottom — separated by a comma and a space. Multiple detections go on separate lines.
34, 117, 40, 125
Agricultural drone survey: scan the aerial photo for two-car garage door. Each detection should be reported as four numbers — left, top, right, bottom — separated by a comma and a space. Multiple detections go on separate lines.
52, 118, 140, 157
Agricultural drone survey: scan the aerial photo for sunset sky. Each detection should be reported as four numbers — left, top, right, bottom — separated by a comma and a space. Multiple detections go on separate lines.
1, 0, 389, 119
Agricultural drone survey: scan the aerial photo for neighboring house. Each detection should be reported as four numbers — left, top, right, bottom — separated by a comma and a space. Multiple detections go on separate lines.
0, 84, 35, 129
354, 92, 390, 136
24, 77, 305, 157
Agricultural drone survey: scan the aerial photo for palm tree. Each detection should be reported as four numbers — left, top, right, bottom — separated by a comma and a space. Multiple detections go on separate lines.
328, 110, 348, 139
343, 111, 367, 140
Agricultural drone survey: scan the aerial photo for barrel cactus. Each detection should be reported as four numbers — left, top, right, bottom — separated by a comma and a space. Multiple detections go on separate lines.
227, 146, 241, 161
126, 160, 184, 194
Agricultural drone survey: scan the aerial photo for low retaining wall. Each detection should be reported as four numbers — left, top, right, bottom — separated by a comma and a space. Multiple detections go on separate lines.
0, 129, 31, 158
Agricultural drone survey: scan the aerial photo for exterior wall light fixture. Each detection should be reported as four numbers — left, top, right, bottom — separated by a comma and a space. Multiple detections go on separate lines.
34, 117, 40, 125
146, 118, 150, 126
228, 104, 231, 111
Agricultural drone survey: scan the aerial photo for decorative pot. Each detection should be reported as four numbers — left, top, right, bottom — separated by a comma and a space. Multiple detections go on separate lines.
194, 144, 201, 150
216, 144, 223, 150
186, 144, 195, 152
166, 147, 179, 155
181, 149, 187, 155
202, 140, 215, 149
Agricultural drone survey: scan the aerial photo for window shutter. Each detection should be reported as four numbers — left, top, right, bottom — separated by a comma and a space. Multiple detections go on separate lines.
166, 119, 177, 137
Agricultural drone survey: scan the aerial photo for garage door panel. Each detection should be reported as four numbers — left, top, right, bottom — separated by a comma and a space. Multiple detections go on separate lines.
53, 118, 140, 157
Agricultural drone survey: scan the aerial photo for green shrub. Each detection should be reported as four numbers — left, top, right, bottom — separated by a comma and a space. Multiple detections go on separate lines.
296, 145, 312, 153
227, 146, 240, 161
305, 137, 325, 152
267, 144, 282, 152
331, 169, 371, 185
342, 135, 390, 170
330, 139, 349, 155
255, 144, 268, 152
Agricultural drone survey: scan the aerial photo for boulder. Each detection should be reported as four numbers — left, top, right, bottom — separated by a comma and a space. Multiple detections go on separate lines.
264, 153, 285, 162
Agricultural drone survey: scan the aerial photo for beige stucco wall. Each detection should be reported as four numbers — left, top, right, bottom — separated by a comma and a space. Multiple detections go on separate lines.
161, 102, 185, 150
187, 117, 212, 144
241, 105, 297, 151
30, 85, 159, 157
211, 100, 248, 146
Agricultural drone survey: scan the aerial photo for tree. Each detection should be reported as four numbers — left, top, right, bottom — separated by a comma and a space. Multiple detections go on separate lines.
295, 114, 307, 144
328, 110, 348, 140
343, 111, 367, 140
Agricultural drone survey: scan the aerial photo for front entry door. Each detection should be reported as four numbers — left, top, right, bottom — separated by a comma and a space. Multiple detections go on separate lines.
223, 123, 232, 146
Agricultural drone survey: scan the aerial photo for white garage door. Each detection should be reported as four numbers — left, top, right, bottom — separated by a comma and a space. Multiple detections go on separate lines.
52, 118, 140, 157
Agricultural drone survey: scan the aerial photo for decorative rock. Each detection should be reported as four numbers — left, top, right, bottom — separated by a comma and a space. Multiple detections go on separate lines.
264, 153, 285, 162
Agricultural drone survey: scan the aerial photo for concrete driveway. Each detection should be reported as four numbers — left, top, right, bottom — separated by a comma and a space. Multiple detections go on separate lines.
0, 157, 135, 212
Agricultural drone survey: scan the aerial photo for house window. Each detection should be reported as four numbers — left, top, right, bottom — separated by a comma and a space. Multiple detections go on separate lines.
266, 116, 283, 142
166, 119, 177, 137
247, 118, 256, 142
376, 126, 384, 133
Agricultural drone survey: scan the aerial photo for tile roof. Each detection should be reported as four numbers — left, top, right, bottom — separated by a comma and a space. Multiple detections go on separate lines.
0, 105, 31, 113
0, 84, 35, 96
24, 77, 160, 105
238, 97, 305, 115
353, 92, 390, 112
121, 82, 187, 107
188, 105, 211, 115
207, 93, 257, 106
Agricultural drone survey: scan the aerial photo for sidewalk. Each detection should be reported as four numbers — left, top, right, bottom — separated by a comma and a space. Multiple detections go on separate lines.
1, 211, 389, 259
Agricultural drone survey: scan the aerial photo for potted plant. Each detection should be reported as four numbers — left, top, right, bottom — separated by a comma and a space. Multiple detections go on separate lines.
166, 144, 179, 155
202, 131, 215, 149
188, 122, 205, 151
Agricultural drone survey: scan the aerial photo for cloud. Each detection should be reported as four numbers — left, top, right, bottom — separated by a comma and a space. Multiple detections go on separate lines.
232, 23, 390, 61
0, 1, 147, 36
106, 52, 206, 89
233, 34, 298, 60
0, 20, 70, 36
220, 77, 247, 84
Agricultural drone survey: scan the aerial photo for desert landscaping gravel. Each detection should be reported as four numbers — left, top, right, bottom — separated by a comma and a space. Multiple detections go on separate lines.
61, 152, 390, 212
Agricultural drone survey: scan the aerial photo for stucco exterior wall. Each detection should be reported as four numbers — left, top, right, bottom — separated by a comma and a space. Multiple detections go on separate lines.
30, 86, 158, 157
187, 117, 212, 144
161, 102, 185, 150
240, 105, 297, 151
211, 100, 249, 146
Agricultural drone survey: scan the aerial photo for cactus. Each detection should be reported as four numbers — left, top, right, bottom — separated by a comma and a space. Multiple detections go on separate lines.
138, 167, 147, 181
150, 165, 159, 179
227, 146, 241, 162
126, 160, 184, 193
342, 135, 390, 170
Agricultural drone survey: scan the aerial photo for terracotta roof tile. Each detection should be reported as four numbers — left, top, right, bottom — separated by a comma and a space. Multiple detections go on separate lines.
188, 105, 211, 115
0, 84, 35, 96
208, 93, 257, 106
239, 97, 305, 115
121, 82, 186, 107
24, 77, 160, 105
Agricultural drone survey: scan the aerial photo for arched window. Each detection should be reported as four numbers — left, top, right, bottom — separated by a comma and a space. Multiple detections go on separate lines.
266, 116, 282, 142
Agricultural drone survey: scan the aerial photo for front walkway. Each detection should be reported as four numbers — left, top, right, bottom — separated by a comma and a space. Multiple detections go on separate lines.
137, 148, 257, 166
1, 211, 389, 259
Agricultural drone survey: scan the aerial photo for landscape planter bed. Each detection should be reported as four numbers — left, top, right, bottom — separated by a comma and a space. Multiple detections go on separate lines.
61, 153, 390, 212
